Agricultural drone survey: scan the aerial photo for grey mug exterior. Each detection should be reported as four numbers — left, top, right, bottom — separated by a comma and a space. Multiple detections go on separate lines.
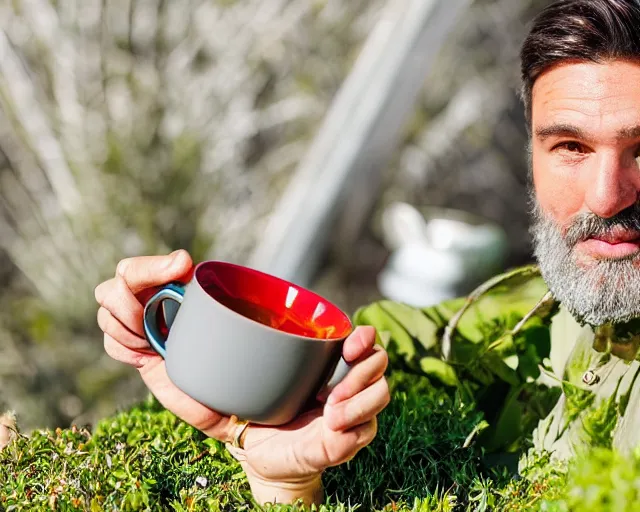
143, 263, 353, 426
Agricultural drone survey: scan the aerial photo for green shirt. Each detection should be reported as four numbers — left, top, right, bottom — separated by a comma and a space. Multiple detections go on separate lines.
532, 307, 640, 460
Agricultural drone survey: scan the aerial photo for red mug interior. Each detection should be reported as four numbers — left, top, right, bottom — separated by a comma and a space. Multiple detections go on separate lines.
195, 261, 353, 341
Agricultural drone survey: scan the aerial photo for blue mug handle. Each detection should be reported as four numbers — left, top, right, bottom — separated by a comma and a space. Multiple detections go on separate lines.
143, 283, 185, 358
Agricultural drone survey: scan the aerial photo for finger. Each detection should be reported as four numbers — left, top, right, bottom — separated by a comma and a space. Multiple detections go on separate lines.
324, 377, 390, 432
97, 307, 149, 351
326, 345, 388, 405
103, 334, 158, 368
342, 326, 376, 363
116, 250, 193, 295
347, 417, 378, 451
323, 418, 378, 468
95, 277, 145, 337
94, 278, 113, 306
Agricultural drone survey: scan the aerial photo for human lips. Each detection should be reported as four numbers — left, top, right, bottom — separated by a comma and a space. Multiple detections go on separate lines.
577, 227, 640, 259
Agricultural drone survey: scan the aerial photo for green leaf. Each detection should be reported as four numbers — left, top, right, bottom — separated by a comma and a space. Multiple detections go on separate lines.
503, 355, 519, 370
486, 333, 516, 358
480, 386, 524, 452
419, 357, 460, 387
520, 325, 552, 360
112, 469, 127, 480
463, 420, 490, 448
422, 298, 466, 326
353, 303, 416, 361
517, 343, 542, 381
126, 428, 145, 445
481, 352, 521, 386
447, 337, 484, 365
447, 267, 550, 344
379, 301, 439, 351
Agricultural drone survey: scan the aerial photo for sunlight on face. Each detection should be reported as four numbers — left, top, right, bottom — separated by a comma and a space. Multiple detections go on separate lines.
530, 60, 640, 325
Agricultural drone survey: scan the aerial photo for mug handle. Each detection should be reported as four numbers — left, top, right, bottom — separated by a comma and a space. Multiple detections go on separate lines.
322, 357, 352, 394
316, 357, 351, 401
143, 283, 185, 359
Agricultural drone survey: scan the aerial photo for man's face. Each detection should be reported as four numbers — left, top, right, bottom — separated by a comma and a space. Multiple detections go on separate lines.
530, 60, 640, 325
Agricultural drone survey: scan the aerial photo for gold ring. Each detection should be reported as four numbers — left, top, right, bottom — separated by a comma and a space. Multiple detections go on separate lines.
232, 420, 250, 449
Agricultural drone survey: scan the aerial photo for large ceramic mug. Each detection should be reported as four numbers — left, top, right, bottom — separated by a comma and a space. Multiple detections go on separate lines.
143, 261, 354, 425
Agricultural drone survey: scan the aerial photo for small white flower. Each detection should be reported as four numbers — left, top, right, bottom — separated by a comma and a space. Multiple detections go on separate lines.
195, 476, 208, 488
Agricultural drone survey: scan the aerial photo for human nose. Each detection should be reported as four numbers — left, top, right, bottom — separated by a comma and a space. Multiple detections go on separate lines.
584, 152, 640, 218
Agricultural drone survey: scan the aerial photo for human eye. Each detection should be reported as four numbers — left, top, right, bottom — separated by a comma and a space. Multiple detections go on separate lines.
552, 141, 586, 154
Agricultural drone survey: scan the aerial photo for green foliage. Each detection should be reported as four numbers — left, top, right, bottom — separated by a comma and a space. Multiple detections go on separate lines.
5, 371, 640, 511
354, 266, 561, 455
0, 373, 485, 511
324, 372, 484, 509
556, 448, 640, 511
0, 395, 251, 511
1, 267, 638, 511
501, 447, 640, 512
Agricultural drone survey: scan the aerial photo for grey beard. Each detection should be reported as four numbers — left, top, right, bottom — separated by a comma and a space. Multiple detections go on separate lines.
530, 198, 640, 326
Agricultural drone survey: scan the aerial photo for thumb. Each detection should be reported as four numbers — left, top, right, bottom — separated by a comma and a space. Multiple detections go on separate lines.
117, 250, 194, 294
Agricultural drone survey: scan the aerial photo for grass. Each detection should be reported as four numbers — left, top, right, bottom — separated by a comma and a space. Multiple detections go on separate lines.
324, 372, 484, 508
1, 371, 640, 511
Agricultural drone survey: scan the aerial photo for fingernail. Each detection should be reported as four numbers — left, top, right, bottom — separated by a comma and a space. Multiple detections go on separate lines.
116, 260, 128, 276
166, 250, 181, 268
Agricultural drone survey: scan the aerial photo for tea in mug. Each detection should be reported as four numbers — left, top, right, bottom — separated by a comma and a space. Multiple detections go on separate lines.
208, 291, 336, 339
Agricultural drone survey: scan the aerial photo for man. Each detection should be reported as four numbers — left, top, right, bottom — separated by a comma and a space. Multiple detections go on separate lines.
95, 0, 640, 505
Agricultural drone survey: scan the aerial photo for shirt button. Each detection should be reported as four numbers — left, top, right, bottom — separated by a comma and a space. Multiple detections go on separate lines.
582, 370, 600, 386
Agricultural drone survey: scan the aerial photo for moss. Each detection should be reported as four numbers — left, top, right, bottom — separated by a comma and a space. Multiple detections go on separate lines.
0, 373, 483, 511
324, 372, 484, 508
3, 372, 640, 511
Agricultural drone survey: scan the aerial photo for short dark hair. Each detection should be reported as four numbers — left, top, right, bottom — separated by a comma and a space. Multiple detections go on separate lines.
520, 0, 640, 124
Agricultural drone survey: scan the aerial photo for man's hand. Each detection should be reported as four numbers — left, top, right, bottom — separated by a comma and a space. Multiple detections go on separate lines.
94, 250, 390, 506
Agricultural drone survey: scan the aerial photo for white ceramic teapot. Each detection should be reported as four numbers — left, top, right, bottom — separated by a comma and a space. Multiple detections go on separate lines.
377, 202, 508, 306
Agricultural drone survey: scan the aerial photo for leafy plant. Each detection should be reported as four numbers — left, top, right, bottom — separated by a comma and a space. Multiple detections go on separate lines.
4, 370, 640, 510
354, 266, 561, 455
324, 372, 485, 509
0, 372, 487, 511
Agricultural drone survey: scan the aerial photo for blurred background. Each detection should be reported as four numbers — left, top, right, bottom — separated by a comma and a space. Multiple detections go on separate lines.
0, 0, 551, 431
